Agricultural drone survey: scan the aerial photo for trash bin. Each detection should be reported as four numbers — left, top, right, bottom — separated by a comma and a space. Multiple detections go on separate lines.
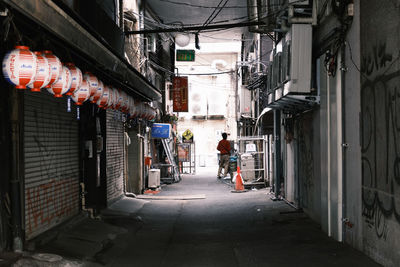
229, 156, 238, 180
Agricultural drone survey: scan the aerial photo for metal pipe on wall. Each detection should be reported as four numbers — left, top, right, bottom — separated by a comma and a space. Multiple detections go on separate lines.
274, 110, 281, 198
9, 88, 22, 252
327, 69, 331, 237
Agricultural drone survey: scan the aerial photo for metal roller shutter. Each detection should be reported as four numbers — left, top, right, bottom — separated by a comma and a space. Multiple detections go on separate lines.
106, 110, 125, 203
24, 91, 79, 240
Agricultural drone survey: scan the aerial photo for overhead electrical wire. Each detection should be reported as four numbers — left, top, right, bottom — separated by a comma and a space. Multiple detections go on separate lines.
131, 3, 299, 36
155, 0, 308, 9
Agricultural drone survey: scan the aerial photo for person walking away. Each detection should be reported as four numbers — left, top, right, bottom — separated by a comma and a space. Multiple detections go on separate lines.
217, 132, 231, 178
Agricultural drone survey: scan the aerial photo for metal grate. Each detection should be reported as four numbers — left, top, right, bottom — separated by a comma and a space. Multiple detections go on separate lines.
106, 110, 125, 203
24, 91, 79, 240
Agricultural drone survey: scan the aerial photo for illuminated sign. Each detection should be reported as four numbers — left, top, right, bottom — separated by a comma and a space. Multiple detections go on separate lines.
176, 50, 195, 61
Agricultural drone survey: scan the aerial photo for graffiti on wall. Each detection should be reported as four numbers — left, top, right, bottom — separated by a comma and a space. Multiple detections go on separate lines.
298, 117, 314, 208
25, 99, 79, 237
361, 41, 400, 239
26, 179, 78, 235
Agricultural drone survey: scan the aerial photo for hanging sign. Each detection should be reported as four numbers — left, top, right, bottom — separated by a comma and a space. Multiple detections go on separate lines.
172, 76, 188, 112
176, 50, 195, 61
182, 129, 193, 143
151, 123, 171, 139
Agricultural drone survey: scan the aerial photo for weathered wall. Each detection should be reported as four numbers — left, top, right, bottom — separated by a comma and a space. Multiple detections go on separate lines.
343, 0, 363, 251
24, 92, 79, 239
298, 112, 321, 224
0, 80, 11, 250
127, 127, 143, 194
360, 0, 400, 265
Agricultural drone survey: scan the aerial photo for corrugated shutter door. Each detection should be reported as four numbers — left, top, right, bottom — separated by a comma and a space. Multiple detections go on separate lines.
106, 110, 125, 203
24, 91, 79, 240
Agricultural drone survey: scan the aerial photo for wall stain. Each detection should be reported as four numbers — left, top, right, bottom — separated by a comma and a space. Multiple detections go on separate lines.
361, 41, 400, 239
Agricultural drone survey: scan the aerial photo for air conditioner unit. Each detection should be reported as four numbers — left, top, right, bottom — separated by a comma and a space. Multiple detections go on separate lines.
240, 86, 252, 115
148, 169, 160, 188
282, 24, 312, 96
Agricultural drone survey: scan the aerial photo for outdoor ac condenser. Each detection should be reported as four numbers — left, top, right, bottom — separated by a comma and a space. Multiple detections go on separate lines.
241, 154, 255, 182
282, 24, 312, 96
148, 169, 160, 188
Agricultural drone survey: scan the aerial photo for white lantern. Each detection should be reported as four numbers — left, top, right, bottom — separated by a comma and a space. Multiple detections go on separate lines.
114, 88, 122, 110
90, 79, 104, 103
48, 65, 72, 97
97, 85, 110, 108
83, 72, 98, 97
27, 51, 50, 92
2, 46, 37, 89
65, 63, 82, 96
42, 50, 62, 88
175, 33, 191, 47
71, 79, 90, 105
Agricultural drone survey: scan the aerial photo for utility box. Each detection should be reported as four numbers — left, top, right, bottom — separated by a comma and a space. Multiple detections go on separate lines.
241, 154, 255, 181
148, 169, 160, 188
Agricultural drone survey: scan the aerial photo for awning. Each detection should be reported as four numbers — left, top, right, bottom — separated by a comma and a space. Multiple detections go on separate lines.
3, 0, 161, 102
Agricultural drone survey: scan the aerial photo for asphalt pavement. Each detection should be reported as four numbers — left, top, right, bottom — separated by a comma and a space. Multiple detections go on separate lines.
9, 168, 381, 267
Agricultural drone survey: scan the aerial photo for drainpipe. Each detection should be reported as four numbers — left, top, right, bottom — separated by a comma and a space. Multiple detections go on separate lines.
338, 45, 346, 243
119, 0, 124, 30
10, 88, 22, 252
273, 109, 281, 198
327, 69, 331, 237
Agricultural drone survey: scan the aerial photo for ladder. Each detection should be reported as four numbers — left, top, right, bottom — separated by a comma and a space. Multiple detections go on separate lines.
162, 138, 181, 182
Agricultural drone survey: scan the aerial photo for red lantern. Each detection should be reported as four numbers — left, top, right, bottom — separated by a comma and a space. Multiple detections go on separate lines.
97, 85, 110, 108
42, 50, 62, 88
27, 51, 51, 92
90, 79, 104, 103
65, 63, 82, 96
2, 46, 37, 89
84, 72, 98, 97
71, 79, 90, 105
48, 65, 71, 97
114, 88, 123, 110
105, 87, 114, 109
119, 91, 128, 112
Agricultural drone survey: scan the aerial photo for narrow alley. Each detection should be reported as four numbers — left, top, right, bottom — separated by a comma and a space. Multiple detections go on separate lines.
11, 171, 380, 266
1, 1, 399, 266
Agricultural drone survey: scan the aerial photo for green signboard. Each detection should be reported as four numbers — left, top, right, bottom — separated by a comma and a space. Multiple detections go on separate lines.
176, 50, 195, 61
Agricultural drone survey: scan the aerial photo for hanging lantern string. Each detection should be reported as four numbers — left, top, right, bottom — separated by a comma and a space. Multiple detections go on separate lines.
63, 45, 73, 63
2, 11, 12, 42
10, 16, 23, 45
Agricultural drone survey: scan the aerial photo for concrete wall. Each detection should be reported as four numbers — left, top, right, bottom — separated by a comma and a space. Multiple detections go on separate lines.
343, 0, 363, 251
297, 112, 321, 224
360, 0, 400, 265
127, 127, 143, 194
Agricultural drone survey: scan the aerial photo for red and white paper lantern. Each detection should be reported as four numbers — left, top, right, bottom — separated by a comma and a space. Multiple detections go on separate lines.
48, 65, 72, 97
65, 63, 82, 96
84, 72, 99, 97
27, 51, 51, 92
114, 89, 123, 110
105, 87, 114, 109
2, 46, 37, 89
96, 85, 110, 108
71, 79, 90, 105
42, 50, 62, 88
90, 79, 104, 103
119, 90, 128, 112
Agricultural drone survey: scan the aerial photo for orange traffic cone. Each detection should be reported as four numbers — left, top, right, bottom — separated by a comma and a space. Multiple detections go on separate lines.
232, 166, 246, 193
